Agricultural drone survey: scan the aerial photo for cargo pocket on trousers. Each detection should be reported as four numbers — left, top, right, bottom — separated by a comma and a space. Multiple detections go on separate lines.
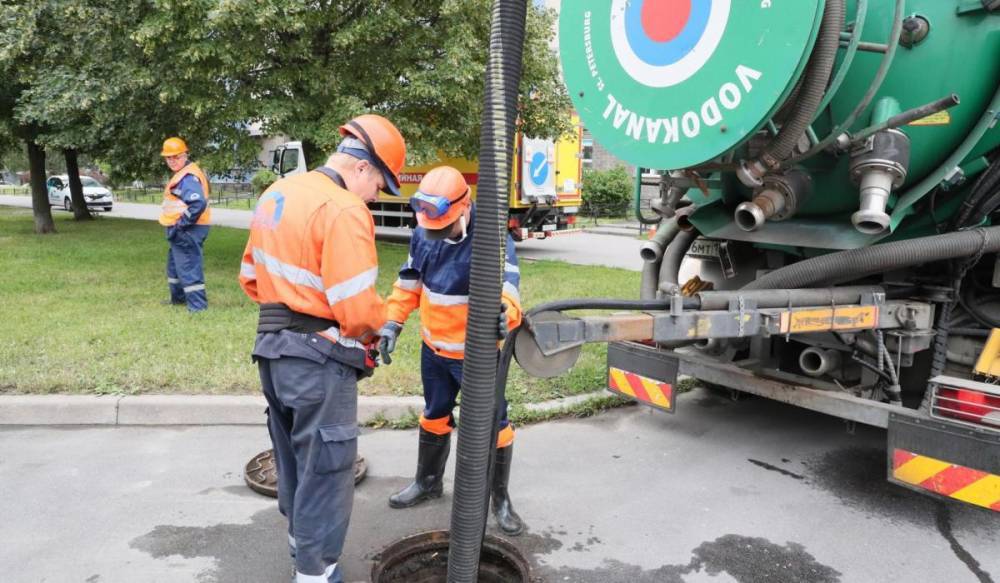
314, 422, 358, 474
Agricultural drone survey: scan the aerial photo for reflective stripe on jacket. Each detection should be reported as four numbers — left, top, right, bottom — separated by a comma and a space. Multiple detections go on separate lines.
386, 211, 522, 360
159, 162, 212, 226
239, 170, 386, 346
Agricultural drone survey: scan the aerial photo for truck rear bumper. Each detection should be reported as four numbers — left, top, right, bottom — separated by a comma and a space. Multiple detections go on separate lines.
609, 341, 918, 428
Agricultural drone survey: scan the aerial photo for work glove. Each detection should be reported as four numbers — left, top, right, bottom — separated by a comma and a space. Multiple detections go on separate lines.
378, 321, 404, 365
498, 303, 509, 340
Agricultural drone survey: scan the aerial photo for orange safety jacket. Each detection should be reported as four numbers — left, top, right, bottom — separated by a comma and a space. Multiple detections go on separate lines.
239, 169, 387, 359
158, 162, 212, 226
386, 214, 522, 360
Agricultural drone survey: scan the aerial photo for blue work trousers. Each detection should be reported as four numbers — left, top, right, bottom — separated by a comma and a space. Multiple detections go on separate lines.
421, 343, 509, 431
166, 225, 209, 312
259, 354, 357, 583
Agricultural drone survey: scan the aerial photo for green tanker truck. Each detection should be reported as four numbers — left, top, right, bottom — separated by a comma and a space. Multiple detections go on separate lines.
514, 0, 1000, 511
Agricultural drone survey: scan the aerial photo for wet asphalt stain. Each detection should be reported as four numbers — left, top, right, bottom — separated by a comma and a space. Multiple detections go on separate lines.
747, 458, 805, 480
539, 534, 840, 583
803, 445, 937, 526
129, 507, 289, 583
693, 395, 729, 409
936, 503, 996, 583
690, 535, 841, 583
85, 576, 101, 583
515, 527, 565, 556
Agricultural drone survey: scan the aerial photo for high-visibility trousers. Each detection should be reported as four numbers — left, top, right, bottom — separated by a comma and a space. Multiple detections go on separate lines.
166, 225, 209, 312
419, 343, 512, 446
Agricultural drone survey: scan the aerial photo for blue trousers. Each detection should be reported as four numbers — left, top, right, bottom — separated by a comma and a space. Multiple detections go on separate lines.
421, 343, 509, 431
259, 355, 357, 582
166, 225, 209, 312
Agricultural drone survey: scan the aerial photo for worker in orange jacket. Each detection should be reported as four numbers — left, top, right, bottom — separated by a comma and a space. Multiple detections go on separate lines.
378, 166, 526, 535
159, 137, 211, 312
239, 114, 405, 583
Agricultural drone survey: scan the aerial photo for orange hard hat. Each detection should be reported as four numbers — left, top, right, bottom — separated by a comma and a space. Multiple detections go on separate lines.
160, 137, 188, 157
413, 166, 471, 235
339, 114, 406, 195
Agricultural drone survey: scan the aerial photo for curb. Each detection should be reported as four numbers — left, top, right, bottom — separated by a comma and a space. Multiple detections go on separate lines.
0, 392, 610, 427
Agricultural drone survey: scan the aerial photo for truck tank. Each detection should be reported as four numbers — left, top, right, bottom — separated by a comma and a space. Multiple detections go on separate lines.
511, 1, 1000, 511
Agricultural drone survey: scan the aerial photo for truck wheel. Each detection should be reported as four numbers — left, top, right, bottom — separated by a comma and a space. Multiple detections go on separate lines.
63, 198, 72, 212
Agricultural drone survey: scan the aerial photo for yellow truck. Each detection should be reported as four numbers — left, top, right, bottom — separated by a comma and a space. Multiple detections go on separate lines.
270, 118, 583, 241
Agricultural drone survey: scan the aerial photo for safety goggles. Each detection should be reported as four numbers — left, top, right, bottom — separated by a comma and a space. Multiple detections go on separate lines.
410, 188, 468, 219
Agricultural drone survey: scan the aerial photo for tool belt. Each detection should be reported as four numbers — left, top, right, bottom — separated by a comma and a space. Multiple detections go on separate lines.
257, 303, 338, 334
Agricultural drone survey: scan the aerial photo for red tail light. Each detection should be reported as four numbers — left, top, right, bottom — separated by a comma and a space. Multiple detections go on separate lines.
932, 377, 1000, 429
508, 217, 520, 229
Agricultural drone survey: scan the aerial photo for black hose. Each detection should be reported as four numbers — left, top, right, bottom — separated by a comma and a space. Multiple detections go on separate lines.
448, 0, 527, 579
744, 227, 1000, 290
950, 154, 1000, 230
757, 0, 844, 169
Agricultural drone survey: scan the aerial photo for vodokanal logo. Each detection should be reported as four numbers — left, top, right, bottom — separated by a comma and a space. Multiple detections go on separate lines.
611, 0, 730, 88
594, 0, 763, 145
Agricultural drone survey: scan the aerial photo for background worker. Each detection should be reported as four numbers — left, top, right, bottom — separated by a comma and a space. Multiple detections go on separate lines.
238, 114, 405, 583
379, 165, 526, 536
158, 137, 212, 312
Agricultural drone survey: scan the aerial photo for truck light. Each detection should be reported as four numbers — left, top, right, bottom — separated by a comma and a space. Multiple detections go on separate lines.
508, 217, 520, 229
931, 376, 1000, 429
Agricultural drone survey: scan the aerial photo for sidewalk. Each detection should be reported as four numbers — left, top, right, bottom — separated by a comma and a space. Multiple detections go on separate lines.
0, 391, 611, 426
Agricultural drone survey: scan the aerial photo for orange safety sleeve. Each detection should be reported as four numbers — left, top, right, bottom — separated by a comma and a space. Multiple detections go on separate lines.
386, 239, 422, 324
386, 282, 421, 324
321, 204, 386, 338
238, 238, 258, 302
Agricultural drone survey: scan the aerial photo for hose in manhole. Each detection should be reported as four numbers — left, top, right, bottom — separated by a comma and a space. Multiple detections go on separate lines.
371, 530, 531, 583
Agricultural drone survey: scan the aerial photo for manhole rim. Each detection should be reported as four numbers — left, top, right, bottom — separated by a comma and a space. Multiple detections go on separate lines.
370, 529, 531, 583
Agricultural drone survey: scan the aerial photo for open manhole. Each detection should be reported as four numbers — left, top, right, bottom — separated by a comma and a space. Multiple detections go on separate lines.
244, 449, 367, 497
371, 530, 532, 583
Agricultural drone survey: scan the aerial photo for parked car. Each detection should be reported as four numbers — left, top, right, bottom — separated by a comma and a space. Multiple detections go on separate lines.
46, 175, 114, 212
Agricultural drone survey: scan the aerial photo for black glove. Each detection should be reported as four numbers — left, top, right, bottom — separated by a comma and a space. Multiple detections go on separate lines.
378, 321, 404, 365
498, 303, 509, 340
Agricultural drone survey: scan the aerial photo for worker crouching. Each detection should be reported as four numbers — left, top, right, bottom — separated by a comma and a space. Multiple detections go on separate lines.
379, 166, 525, 535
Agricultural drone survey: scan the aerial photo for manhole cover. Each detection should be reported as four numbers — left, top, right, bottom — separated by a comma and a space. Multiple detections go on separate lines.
371, 530, 531, 583
244, 449, 368, 498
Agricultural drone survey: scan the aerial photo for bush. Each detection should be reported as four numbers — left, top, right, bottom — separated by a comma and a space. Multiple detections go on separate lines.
582, 166, 632, 216
251, 169, 278, 196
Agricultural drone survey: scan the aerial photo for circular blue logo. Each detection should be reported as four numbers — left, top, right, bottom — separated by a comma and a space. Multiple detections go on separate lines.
529, 152, 549, 186
612, 0, 731, 88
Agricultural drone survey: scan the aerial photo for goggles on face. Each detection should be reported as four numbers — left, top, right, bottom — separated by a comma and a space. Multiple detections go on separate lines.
410, 188, 468, 219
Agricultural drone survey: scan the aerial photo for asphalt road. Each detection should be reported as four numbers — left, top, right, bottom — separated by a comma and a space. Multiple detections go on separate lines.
2, 388, 997, 583
0, 196, 644, 271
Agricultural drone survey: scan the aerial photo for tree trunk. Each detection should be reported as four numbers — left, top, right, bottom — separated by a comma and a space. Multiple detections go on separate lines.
27, 140, 56, 234
64, 149, 92, 220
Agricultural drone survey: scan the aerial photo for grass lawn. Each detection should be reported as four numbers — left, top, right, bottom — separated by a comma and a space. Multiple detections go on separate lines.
0, 206, 638, 403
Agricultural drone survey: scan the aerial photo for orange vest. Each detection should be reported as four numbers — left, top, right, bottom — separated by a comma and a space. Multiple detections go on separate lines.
159, 163, 212, 226
239, 171, 387, 341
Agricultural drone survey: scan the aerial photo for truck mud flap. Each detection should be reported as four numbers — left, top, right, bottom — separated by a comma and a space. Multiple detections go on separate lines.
887, 413, 1000, 512
607, 342, 678, 414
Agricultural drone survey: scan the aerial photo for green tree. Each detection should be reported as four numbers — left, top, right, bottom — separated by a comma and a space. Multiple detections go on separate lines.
582, 166, 633, 217
133, 0, 571, 165
1, 0, 572, 234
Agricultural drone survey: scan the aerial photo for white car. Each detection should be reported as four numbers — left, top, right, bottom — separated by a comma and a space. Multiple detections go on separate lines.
47, 175, 114, 212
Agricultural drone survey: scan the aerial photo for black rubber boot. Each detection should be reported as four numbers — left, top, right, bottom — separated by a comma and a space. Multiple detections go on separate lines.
491, 444, 524, 536
388, 428, 450, 508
